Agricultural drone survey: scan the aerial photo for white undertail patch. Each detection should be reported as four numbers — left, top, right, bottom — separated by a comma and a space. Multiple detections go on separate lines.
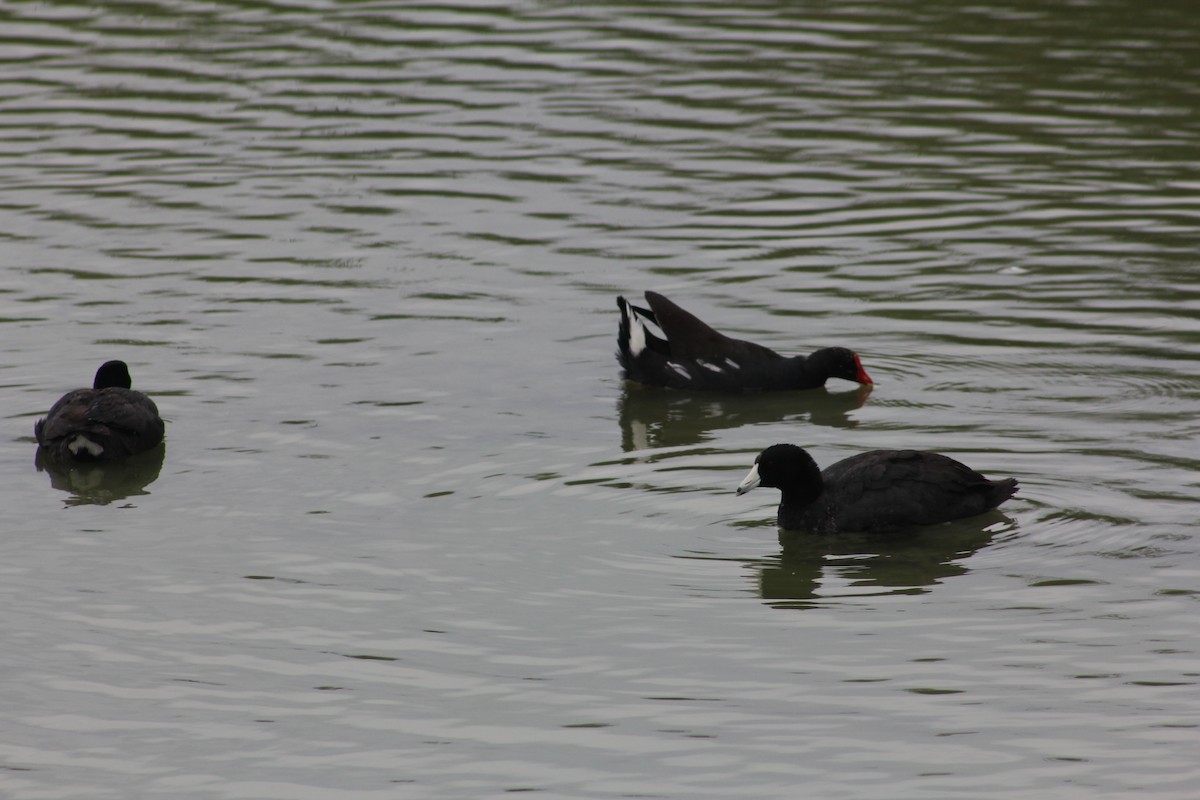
625, 302, 647, 357
67, 435, 104, 458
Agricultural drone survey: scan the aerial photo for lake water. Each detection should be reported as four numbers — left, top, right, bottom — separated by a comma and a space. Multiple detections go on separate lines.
3, 1, 1199, 798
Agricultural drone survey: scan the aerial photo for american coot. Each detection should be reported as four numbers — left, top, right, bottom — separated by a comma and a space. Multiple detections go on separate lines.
617, 291, 873, 392
737, 444, 1017, 533
35, 361, 165, 462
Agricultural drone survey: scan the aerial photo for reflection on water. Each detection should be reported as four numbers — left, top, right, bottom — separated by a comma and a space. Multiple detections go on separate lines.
3, 0, 1200, 797
617, 384, 869, 451
725, 514, 1012, 607
35, 443, 165, 506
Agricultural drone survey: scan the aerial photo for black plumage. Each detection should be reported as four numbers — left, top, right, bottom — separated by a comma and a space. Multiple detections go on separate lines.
737, 444, 1017, 533
35, 361, 164, 462
616, 291, 872, 392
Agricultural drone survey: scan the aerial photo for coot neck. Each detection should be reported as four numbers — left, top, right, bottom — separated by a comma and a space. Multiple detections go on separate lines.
776, 451, 825, 509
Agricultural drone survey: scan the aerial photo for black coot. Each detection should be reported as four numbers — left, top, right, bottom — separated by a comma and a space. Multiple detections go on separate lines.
35, 361, 165, 462
616, 291, 872, 392
737, 444, 1017, 533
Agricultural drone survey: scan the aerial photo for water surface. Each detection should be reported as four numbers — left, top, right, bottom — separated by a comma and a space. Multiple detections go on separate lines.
2, 1, 1199, 798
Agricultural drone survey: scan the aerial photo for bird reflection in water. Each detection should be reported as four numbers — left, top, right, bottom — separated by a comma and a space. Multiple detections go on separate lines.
677, 513, 1014, 608
756, 514, 1015, 607
617, 384, 871, 452
35, 443, 165, 507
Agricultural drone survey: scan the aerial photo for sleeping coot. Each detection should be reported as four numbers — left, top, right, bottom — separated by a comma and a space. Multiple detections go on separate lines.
737, 444, 1017, 533
617, 291, 873, 392
35, 360, 165, 461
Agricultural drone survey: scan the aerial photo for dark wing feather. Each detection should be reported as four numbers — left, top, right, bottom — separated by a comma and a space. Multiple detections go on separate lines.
35, 389, 93, 445
644, 291, 785, 365
36, 387, 163, 459
821, 450, 1001, 530
91, 389, 164, 446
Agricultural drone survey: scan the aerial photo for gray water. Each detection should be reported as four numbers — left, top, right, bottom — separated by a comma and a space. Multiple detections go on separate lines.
3, 1, 1199, 798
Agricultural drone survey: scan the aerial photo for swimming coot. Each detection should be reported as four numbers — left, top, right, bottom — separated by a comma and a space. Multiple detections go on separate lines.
617, 291, 872, 392
35, 360, 165, 461
737, 444, 1017, 533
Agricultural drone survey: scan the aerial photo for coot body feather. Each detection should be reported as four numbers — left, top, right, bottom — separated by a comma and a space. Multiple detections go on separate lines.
35, 361, 164, 462
737, 444, 1017, 533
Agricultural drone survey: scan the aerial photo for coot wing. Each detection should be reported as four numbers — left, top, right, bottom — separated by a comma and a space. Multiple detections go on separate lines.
820, 450, 1000, 530
34, 389, 92, 445
91, 388, 164, 446
37, 387, 164, 459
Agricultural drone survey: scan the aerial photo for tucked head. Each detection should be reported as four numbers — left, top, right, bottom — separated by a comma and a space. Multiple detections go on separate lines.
94, 360, 133, 390
810, 347, 872, 385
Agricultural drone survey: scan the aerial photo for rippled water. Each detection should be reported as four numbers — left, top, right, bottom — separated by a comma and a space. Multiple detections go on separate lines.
3, 1, 1199, 798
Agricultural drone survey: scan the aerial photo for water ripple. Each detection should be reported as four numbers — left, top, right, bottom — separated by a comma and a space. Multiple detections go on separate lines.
4, 2, 1200, 799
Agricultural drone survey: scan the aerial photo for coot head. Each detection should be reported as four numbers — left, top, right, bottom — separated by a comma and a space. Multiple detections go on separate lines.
736, 443, 821, 496
94, 360, 133, 390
